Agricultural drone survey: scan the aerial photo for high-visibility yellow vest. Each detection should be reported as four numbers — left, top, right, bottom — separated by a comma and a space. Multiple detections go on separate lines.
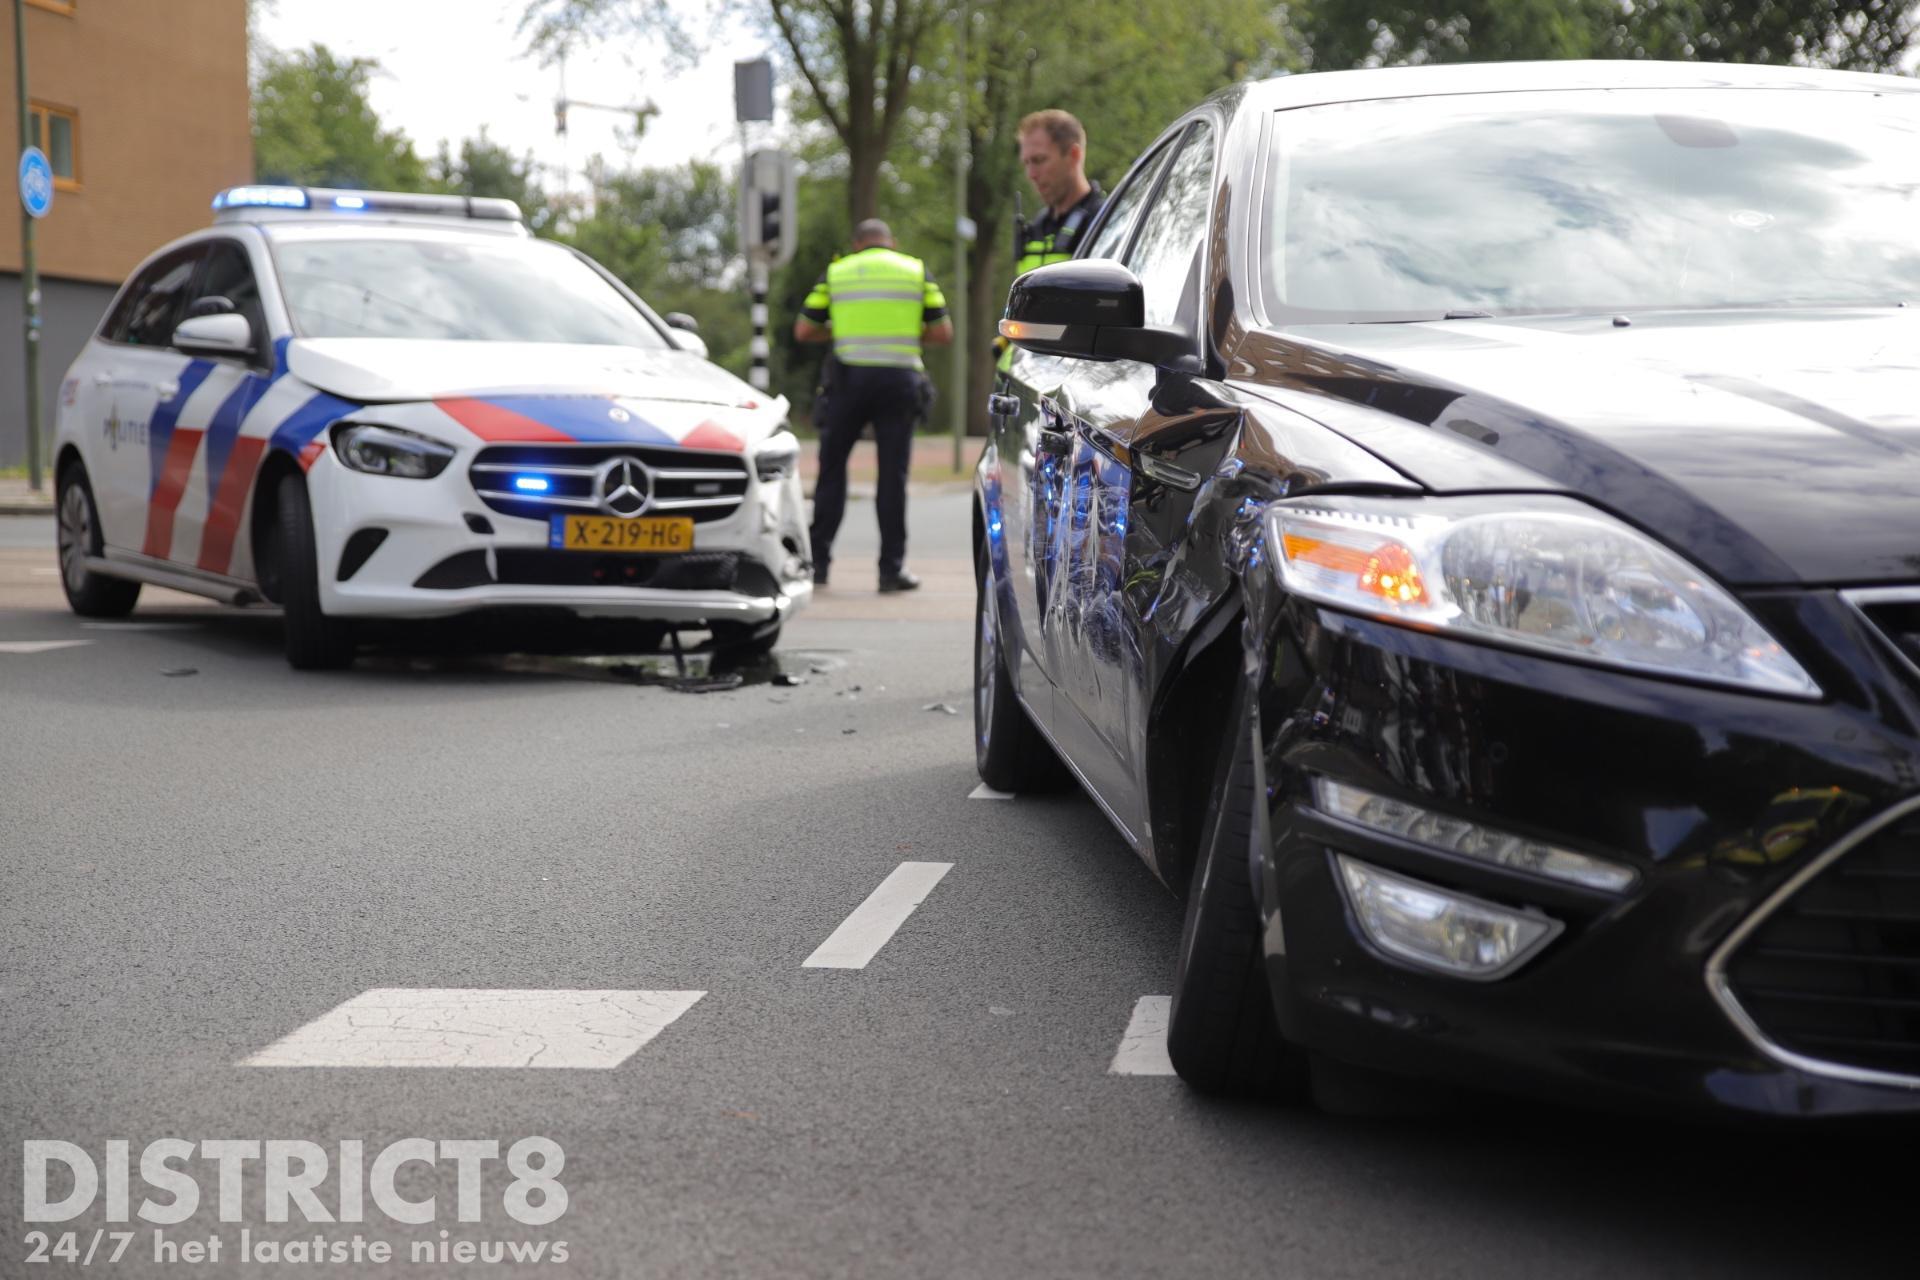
804, 247, 945, 371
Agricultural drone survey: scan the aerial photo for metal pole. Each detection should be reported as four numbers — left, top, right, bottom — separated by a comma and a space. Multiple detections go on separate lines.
14, 0, 43, 491
948, 0, 968, 473
748, 257, 770, 391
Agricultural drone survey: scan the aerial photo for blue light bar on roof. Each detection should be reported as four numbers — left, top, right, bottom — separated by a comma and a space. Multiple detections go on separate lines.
333, 195, 367, 210
212, 186, 309, 211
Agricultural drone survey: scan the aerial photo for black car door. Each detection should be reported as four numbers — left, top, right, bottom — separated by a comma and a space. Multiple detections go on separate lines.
989, 138, 1178, 744
1043, 119, 1221, 849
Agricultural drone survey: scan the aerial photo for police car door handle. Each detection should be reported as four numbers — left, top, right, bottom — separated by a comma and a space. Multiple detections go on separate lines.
155, 381, 179, 401
988, 392, 1021, 420
92, 373, 113, 387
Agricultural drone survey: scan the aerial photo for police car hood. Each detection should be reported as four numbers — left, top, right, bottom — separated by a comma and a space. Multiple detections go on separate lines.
287, 339, 763, 409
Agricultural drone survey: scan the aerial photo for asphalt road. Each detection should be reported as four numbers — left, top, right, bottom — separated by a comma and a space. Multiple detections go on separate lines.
0, 493, 1910, 1279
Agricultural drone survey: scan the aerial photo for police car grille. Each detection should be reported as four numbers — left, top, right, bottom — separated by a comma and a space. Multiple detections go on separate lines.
468, 445, 750, 524
1850, 596, 1920, 687
1724, 813, 1920, 1079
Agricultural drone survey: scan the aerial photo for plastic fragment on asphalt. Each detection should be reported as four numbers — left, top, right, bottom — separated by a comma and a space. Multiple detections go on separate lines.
968, 784, 1015, 800
923, 702, 958, 715
160, 667, 199, 677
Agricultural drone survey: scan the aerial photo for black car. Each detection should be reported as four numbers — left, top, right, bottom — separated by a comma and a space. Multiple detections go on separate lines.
975, 60, 1920, 1117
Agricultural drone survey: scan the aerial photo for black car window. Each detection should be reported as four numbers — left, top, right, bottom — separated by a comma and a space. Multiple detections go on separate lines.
1080, 139, 1173, 262
1123, 120, 1214, 328
190, 239, 269, 355
1265, 88, 1920, 319
109, 247, 204, 348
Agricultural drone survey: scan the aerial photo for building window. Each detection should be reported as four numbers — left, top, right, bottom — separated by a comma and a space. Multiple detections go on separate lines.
27, 102, 79, 190
25, 0, 76, 15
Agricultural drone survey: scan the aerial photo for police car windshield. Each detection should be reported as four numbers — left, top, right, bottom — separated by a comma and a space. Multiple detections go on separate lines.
271, 234, 670, 347
1265, 87, 1920, 320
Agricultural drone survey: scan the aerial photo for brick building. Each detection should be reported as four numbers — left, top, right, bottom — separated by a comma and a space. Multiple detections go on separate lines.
2, 0, 251, 467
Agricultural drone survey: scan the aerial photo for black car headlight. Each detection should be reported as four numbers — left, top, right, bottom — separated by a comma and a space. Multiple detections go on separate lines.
1265, 494, 1820, 698
333, 424, 456, 479
754, 430, 801, 483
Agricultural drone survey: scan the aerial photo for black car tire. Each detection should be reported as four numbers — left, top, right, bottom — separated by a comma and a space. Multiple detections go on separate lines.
1167, 702, 1306, 1099
56, 466, 141, 618
277, 472, 356, 670
973, 551, 1067, 792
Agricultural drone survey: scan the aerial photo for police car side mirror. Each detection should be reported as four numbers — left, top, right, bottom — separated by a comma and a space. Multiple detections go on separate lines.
172, 312, 256, 360
1000, 259, 1194, 369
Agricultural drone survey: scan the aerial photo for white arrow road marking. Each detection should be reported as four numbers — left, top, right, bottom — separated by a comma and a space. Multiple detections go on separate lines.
0, 640, 92, 654
1109, 996, 1177, 1076
240, 988, 706, 1069
968, 783, 1015, 800
803, 861, 953, 970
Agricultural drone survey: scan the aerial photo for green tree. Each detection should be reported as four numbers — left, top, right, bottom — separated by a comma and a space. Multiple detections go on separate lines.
521, 0, 943, 223
556, 160, 754, 378
252, 44, 431, 189
1292, 0, 1919, 69
431, 129, 557, 232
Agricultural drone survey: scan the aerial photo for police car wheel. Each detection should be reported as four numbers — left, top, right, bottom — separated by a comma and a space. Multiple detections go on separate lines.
1166, 699, 1306, 1099
973, 549, 1066, 793
55, 465, 140, 618
276, 472, 356, 671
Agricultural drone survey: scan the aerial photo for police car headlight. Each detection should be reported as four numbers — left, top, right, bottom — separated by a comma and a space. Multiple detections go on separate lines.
754, 431, 801, 483
333, 424, 456, 480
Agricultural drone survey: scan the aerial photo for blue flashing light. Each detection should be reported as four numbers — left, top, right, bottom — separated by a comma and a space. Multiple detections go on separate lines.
512, 475, 551, 493
212, 185, 309, 211
333, 195, 368, 210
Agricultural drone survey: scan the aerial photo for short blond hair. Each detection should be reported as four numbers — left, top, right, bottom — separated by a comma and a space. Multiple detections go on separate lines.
1018, 109, 1085, 154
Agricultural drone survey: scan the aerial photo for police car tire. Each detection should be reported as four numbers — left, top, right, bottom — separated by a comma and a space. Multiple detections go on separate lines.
973, 552, 1067, 793
56, 467, 141, 618
276, 472, 356, 670
1166, 701, 1306, 1099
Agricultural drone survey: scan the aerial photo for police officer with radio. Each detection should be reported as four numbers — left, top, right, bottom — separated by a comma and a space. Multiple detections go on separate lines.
794, 219, 952, 592
998, 109, 1106, 370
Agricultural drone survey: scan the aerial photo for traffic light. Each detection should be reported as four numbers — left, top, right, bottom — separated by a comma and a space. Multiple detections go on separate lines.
554, 99, 568, 136
759, 192, 783, 253
739, 150, 797, 268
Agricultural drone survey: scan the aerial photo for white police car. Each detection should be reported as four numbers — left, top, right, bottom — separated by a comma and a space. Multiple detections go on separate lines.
52, 185, 811, 668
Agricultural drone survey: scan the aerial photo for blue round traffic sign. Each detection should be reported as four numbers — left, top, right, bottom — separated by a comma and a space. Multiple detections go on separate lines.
19, 147, 53, 219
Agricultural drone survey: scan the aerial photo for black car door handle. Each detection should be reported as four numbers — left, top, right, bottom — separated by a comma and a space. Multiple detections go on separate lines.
988, 392, 1021, 419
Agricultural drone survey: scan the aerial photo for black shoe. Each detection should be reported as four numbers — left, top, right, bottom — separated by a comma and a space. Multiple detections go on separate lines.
878, 569, 921, 593
813, 564, 829, 586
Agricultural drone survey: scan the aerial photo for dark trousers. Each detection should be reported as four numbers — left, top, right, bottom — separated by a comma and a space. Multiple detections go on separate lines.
809, 364, 919, 578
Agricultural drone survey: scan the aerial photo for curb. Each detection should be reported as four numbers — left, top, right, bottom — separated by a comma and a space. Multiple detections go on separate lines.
0, 503, 53, 517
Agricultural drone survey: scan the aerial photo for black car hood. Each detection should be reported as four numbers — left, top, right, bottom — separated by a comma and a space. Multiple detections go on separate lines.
1240, 309, 1920, 587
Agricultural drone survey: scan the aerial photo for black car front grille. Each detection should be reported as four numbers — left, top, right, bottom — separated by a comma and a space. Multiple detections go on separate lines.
1725, 812, 1920, 1079
1851, 595, 1920, 680
468, 444, 750, 524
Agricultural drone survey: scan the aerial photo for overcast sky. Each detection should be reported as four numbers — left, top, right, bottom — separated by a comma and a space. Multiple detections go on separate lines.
255, 0, 786, 193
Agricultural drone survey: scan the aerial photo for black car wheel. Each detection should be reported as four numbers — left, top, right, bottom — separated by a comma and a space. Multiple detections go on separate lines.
56, 465, 141, 618
1167, 701, 1306, 1098
276, 472, 356, 670
973, 551, 1066, 792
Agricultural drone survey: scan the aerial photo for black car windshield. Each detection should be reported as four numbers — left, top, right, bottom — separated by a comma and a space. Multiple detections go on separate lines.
1265, 87, 1920, 320
271, 234, 670, 346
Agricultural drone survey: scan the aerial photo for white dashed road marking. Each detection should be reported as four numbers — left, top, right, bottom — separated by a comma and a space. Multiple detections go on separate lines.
28, 567, 60, 577
79, 622, 199, 631
240, 988, 706, 1069
1109, 996, 1177, 1076
968, 783, 1015, 800
803, 861, 954, 970
0, 640, 92, 654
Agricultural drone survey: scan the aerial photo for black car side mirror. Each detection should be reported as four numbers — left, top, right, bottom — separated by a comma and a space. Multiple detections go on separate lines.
1000, 259, 1196, 369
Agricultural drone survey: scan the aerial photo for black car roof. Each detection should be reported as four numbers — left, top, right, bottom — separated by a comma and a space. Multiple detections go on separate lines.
1226, 59, 1920, 116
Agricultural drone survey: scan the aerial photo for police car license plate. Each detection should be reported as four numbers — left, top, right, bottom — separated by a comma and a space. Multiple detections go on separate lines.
550, 515, 694, 552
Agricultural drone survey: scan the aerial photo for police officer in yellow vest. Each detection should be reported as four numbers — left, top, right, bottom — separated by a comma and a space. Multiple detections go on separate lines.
998, 109, 1106, 371
794, 219, 951, 592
